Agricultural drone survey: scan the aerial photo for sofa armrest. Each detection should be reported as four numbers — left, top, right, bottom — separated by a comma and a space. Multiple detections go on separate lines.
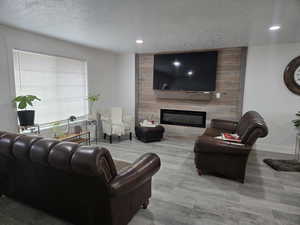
210, 119, 238, 133
194, 136, 251, 155
109, 153, 161, 196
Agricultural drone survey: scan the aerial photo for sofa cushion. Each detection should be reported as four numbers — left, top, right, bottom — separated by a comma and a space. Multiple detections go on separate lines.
114, 160, 131, 173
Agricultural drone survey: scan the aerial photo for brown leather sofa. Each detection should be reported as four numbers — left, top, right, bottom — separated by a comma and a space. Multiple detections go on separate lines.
0, 131, 161, 225
194, 111, 268, 183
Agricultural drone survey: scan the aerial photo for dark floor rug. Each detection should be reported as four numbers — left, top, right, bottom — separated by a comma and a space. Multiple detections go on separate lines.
263, 159, 300, 172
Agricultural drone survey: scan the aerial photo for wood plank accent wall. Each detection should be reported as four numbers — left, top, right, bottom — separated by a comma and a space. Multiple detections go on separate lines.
136, 47, 247, 138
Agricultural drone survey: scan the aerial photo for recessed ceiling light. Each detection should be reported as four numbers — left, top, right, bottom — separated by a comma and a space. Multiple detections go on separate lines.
269, 25, 281, 31
187, 71, 193, 76
136, 39, 144, 44
173, 61, 181, 67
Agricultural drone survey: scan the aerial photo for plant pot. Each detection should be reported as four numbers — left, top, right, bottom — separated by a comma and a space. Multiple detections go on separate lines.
17, 110, 35, 126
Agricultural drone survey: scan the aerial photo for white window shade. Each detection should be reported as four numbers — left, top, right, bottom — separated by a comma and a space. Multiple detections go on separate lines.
13, 50, 88, 125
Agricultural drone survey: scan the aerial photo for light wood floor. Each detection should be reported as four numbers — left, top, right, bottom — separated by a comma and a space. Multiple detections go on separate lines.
0, 137, 300, 225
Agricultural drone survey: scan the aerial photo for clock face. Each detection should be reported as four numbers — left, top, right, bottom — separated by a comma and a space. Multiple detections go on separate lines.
284, 56, 300, 95
294, 66, 300, 86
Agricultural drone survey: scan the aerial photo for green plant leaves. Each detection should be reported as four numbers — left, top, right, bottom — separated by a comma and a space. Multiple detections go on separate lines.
27, 95, 41, 102
13, 95, 41, 110
18, 99, 27, 109
292, 111, 300, 127
13, 96, 23, 102
292, 119, 300, 127
87, 94, 100, 102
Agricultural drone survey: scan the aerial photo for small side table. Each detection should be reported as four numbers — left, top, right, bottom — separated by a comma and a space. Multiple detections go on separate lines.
295, 134, 300, 161
56, 131, 91, 145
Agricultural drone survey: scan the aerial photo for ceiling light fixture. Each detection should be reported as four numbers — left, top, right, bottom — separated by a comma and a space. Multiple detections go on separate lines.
187, 71, 193, 76
269, 25, 281, 31
136, 39, 144, 44
173, 61, 181, 67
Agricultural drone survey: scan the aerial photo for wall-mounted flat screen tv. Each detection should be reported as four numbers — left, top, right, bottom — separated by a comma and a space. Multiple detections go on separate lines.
153, 51, 218, 91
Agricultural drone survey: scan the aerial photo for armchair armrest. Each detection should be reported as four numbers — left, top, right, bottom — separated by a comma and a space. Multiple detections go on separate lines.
210, 119, 238, 133
194, 136, 251, 155
109, 153, 161, 196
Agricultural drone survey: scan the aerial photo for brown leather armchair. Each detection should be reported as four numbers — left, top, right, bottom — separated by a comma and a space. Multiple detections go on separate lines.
0, 131, 161, 225
194, 111, 268, 183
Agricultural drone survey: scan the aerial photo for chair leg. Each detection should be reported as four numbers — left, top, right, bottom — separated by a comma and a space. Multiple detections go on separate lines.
109, 135, 112, 144
129, 132, 132, 141
142, 199, 149, 209
104, 133, 106, 139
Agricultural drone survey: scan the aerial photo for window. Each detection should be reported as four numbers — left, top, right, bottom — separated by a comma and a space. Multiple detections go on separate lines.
13, 50, 88, 125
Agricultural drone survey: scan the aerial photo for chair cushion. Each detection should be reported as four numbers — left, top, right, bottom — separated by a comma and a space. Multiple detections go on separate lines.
202, 128, 222, 137
114, 159, 131, 173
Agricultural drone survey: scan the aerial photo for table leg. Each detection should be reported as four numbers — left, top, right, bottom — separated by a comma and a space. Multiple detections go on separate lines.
95, 122, 98, 144
296, 135, 300, 161
295, 136, 298, 161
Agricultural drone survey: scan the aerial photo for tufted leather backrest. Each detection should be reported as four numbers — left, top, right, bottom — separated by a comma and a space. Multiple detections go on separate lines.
0, 132, 22, 158
236, 111, 268, 145
30, 138, 59, 166
0, 132, 117, 182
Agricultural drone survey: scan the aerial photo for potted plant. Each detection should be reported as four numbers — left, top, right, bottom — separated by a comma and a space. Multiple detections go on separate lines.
292, 111, 300, 128
87, 94, 100, 120
13, 95, 41, 126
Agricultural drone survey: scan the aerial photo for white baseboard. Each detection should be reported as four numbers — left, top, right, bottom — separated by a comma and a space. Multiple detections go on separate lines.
254, 143, 294, 154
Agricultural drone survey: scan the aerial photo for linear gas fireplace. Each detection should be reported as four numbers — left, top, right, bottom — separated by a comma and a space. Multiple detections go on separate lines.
160, 109, 206, 128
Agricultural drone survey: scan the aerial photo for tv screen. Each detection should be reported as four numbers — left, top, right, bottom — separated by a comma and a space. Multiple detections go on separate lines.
153, 51, 218, 91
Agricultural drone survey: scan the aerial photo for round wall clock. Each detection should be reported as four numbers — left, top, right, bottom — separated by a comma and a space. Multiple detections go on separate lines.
284, 56, 300, 95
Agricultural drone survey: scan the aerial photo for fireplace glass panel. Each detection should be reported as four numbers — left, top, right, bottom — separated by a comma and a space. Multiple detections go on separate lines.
160, 109, 206, 128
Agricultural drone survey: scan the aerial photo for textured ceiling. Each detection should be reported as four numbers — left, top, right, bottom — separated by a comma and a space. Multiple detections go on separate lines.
0, 0, 299, 53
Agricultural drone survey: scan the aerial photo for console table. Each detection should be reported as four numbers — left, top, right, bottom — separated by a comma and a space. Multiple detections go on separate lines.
56, 131, 91, 145
18, 124, 40, 135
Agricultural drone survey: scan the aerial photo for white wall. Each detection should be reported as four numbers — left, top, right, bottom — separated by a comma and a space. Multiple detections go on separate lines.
0, 25, 118, 132
113, 53, 135, 116
243, 42, 300, 154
